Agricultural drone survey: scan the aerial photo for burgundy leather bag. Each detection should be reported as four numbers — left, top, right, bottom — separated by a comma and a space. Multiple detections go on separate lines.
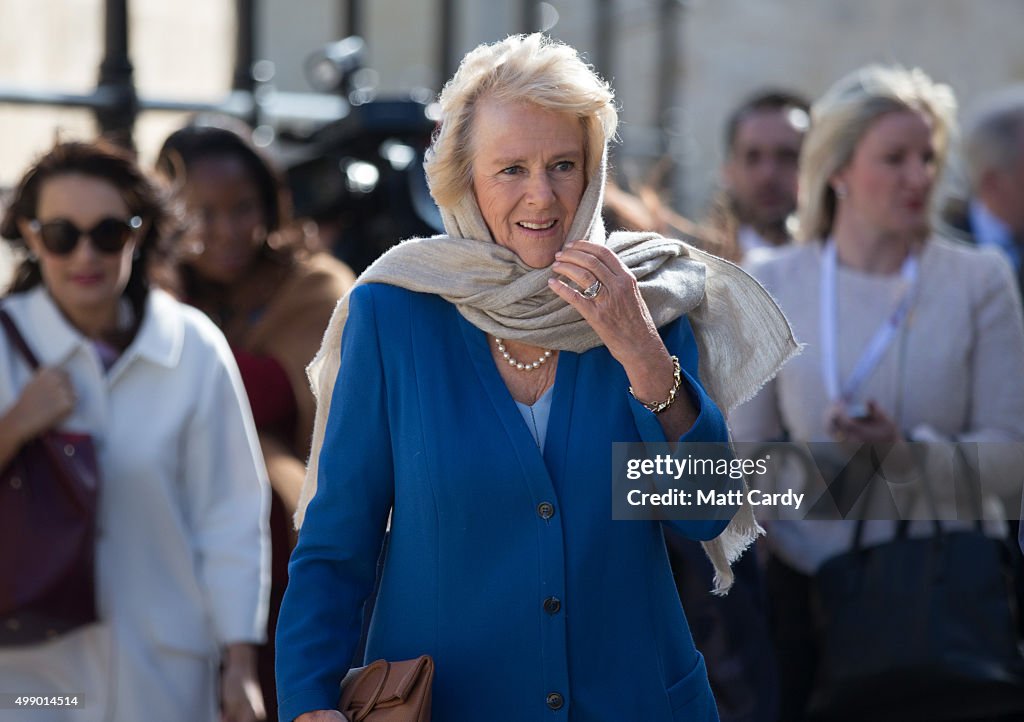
0, 309, 101, 646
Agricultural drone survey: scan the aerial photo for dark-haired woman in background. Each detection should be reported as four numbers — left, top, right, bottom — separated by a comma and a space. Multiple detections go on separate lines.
156, 120, 355, 720
0, 141, 269, 722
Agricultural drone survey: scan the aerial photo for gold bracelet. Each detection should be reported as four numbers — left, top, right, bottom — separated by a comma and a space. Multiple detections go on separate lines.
629, 355, 682, 414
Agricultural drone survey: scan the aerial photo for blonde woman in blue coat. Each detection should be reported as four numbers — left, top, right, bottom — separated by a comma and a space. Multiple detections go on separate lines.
276, 34, 797, 722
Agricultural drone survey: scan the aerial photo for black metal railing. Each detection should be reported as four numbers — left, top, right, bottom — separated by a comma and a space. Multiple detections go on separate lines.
0, 0, 682, 189
0, 0, 264, 149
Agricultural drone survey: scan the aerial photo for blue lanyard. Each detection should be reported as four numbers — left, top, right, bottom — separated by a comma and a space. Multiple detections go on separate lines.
820, 240, 919, 405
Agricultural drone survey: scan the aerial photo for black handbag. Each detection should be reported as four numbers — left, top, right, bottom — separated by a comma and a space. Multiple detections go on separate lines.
0, 309, 101, 646
807, 450, 1024, 721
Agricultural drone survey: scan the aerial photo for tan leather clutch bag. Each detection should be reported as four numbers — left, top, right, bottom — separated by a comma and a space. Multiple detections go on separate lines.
338, 655, 434, 721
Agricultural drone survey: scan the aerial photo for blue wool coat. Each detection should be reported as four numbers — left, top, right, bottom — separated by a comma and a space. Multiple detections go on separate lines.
276, 284, 734, 721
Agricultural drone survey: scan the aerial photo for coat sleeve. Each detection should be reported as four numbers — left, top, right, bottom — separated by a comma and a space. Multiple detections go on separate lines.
909, 250, 1024, 509
626, 315, 734, 541
958, 250, 1024, 504
276, 285, 395, 721
182, 323, 271, 646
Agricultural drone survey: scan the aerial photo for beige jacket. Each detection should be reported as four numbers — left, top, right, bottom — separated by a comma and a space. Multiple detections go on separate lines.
730, 236, 1024, 572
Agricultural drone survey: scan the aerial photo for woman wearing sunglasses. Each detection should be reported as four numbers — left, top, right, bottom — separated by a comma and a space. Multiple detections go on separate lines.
0, 140, 270, 722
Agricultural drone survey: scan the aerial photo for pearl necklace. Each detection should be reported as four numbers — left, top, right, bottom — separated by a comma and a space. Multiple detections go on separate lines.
494, 337, 553, 371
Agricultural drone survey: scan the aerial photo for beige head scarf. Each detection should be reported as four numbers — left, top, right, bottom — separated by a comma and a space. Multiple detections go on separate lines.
294, 138, 797, 593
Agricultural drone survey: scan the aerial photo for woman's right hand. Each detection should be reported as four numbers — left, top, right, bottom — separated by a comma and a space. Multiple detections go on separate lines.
295, 712, 348, 722
8, 368, 76, 442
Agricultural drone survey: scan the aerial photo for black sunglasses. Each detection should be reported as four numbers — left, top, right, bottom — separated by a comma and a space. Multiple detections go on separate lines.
28, 216, 143, 256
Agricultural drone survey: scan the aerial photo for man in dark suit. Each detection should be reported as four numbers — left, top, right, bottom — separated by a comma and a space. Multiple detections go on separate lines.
941, 86, 1024, 294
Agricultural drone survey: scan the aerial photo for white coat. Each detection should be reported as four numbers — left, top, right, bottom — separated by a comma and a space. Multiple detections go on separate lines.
0, 287, 270, 722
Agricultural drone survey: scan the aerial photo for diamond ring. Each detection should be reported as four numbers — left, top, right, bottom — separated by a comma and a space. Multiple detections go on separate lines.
582, 280, 603, 299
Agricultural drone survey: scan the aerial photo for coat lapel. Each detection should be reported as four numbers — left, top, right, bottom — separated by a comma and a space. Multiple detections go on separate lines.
457, 312, 577, 497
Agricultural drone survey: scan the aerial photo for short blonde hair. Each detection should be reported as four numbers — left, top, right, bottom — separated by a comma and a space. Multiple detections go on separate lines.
796, 65, 957, 242
425, 33, 618, 209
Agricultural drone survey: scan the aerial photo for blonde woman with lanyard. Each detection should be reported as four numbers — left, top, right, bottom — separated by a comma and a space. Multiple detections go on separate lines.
730, 65, 1024, 719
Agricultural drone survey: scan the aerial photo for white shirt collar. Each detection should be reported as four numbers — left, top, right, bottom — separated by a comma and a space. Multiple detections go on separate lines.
6, 286, 183, 370
737, 224, 771, 254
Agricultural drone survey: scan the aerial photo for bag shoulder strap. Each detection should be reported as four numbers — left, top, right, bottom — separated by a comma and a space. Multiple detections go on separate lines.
0, 307, 41, 370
